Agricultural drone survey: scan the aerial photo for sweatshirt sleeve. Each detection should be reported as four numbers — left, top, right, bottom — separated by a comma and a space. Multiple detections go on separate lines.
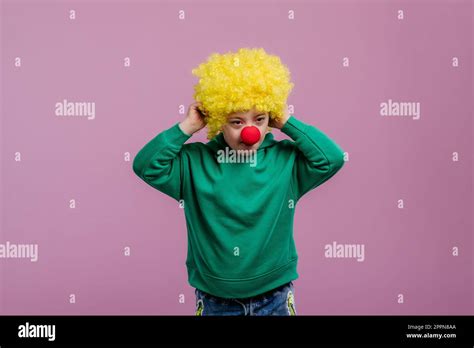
132, 122, 192, 201
280, 115, 345, 201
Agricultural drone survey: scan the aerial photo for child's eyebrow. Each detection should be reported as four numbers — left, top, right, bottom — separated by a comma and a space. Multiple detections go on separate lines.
229, 114, 266, 120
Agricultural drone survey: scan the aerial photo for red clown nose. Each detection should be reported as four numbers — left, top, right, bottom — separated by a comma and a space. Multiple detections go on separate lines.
240, 126, 261, 146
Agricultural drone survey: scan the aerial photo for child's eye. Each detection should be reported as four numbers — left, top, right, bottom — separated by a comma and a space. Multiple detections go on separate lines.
231, 121, 241, 125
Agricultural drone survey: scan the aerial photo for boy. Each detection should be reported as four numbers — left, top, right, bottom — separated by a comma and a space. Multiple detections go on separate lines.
132, 48, 345, 315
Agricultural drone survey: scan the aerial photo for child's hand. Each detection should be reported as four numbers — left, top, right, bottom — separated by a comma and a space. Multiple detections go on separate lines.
179, 102, 207, 135
268, 104, 290, 129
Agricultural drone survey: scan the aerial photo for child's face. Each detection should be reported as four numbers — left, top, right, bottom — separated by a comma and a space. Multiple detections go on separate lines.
221, 107, 270, 150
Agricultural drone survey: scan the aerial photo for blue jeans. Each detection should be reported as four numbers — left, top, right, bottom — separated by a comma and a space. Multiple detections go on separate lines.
195, 281, 297, 316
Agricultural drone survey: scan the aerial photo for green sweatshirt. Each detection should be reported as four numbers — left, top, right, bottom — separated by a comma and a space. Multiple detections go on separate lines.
133, 115, 345, 298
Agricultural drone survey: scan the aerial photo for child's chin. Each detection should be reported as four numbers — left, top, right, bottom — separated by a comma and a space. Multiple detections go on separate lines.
239, 142, 258, 150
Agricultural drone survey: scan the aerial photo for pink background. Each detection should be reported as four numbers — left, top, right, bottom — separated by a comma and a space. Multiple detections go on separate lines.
1, 0, 472, 315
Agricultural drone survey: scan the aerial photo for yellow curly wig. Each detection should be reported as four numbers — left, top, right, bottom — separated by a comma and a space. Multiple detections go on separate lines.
192, 47, 294, 140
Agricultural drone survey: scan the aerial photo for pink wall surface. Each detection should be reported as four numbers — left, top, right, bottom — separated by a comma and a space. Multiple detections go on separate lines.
1, 0, 472, 315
